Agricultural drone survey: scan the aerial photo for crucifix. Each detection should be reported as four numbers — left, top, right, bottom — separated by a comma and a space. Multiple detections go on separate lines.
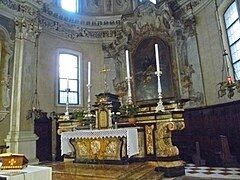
100, 65, 110, 93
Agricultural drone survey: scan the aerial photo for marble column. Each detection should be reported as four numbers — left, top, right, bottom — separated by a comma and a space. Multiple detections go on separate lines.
5, 17, 39, 164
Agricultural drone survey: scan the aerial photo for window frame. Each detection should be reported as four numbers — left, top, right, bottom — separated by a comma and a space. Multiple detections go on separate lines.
223, 0, 240, 80
56, 48, 83, 107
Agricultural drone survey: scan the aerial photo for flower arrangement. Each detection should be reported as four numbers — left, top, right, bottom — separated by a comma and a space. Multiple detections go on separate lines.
119, 104, 139, 117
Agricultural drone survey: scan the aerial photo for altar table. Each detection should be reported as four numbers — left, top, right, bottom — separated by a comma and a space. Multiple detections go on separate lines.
61, 128, 139, 161
0, 165, 52, 180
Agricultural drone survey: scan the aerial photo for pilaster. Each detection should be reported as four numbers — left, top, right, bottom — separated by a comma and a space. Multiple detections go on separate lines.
5, 16, 39, 163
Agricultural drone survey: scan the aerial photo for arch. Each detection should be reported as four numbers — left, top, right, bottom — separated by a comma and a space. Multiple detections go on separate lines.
0, 25, 12, 43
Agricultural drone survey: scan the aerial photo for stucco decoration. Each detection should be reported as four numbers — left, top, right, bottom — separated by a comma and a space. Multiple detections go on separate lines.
115, 0, 129, 12
104, 1, 182, 56
85, 0, 101, 13
0, 25, 14, 121
103, 1, 204, 105
181, 13, 204, 106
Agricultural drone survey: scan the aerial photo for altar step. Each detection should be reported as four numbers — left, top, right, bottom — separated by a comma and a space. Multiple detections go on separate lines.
119, 163, 164, 180
50, 161, 164, 179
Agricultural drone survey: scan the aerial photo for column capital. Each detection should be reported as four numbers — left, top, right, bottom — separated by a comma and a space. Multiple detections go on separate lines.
15, 16, 41, 42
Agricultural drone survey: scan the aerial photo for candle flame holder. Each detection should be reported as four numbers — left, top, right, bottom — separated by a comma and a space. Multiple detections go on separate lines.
125, 76, 133, 105
86, 83, 92, 116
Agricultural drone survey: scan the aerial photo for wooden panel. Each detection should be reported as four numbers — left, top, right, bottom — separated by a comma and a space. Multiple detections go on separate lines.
34, 113, 52, 162
173, 100, 240, 166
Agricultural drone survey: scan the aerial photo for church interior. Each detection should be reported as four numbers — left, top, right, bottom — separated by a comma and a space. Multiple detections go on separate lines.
0, 0, 240, 179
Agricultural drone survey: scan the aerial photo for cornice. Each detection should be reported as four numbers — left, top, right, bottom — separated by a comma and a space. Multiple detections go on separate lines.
0, 0, 213, 41
179, 0, 214, 19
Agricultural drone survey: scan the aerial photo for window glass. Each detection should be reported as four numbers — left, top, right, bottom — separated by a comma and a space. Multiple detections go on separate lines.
61, 0, 78, 13
58, 52, 80, 105
224, 2, 238, 28
226, 20, 240, 45
149, 0, 156, 4
233, 62, 240, 80
224, 1, 240, 80
230, 40, 240, 63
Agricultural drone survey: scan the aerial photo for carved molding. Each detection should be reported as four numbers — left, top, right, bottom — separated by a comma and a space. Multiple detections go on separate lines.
0, 111, 9, 122
15, 16, 40, 42
105, 2, 177, 57
145, 124, 155, 155
0, 0, 209, 41
155, 121, 185, 157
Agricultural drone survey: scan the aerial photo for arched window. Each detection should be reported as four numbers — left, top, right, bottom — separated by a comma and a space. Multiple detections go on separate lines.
57, 49, 82, 105
138, 0, 157, 4
60, 0, 78, 13
149, 0, 156, 4
224, 1, 240, 80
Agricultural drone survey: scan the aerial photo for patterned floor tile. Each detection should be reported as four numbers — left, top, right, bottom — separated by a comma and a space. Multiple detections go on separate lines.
186, 171, 199, 174
202, 171, 215, 175
185, 163, 240, 179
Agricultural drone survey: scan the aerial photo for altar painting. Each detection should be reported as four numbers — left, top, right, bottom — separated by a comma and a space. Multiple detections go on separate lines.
133, 38, 174, 102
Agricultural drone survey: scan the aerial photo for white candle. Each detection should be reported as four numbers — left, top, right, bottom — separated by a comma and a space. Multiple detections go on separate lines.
88, 61, 91, 84
155, 44, 160, 72
125, 50, 130, 78
66, 76, 69, 89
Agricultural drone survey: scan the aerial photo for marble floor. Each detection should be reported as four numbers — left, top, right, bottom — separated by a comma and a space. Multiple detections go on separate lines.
41, 161, 240, 180
183, 163, 240, 179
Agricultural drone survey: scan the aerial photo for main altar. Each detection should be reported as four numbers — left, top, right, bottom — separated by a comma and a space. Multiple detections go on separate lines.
57, 12, 186, 175
61, 127, 138, 162
58, 92, 185, 177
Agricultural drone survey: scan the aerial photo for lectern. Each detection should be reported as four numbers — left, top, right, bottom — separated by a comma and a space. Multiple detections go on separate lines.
0, 153, 28, 169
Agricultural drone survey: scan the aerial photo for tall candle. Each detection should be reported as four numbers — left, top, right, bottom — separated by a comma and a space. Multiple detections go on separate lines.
155, 44, 160, 72
88, 61, 91, 84
66, 76, 69, 89
125, 50, 130, 78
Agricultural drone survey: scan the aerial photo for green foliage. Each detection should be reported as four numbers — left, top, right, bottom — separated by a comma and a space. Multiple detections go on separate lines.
72, 108, 85, 120
119, 104, 139, 117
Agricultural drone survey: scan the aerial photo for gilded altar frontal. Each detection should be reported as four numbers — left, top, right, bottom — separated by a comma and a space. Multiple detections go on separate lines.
1, 0, 240, 179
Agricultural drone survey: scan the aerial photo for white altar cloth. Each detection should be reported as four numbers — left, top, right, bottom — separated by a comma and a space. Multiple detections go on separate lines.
61, 128, 139, 157
0, 165, 52, 180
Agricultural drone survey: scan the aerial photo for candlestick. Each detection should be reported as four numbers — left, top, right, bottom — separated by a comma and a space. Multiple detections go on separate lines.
88, 61, 91, 85
154, 43, 164, 112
